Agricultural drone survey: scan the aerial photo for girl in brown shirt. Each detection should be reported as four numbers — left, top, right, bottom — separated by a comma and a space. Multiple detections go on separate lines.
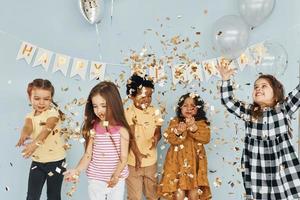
158, 93, 211, 200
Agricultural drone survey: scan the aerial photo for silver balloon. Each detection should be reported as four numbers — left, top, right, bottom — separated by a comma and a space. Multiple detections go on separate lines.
79, 0, 105, 24
212, 15, 250, 60
239, 0, 275, 28
251, 41, 288, 76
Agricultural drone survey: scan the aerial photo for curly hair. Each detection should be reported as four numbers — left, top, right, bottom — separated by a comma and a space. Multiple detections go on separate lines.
175, 93, 209, 123
126, 74, 154, 97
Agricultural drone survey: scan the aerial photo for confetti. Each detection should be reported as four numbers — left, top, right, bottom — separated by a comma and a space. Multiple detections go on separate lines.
48, 171, 54, 177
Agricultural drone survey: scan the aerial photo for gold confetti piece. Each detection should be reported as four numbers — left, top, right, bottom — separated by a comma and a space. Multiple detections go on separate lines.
66, 185, 77, 197
48, 171, 54, 177
213, 177, 222, 187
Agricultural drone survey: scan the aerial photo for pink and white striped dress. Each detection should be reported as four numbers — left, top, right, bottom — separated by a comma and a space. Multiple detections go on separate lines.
86, 124, 129, 182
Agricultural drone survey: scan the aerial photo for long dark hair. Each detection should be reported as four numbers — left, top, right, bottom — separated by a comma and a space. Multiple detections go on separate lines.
251, 74, 285, 119
82, 81, 133, 145
176, 93, 209, 124
27, 78, 64, 120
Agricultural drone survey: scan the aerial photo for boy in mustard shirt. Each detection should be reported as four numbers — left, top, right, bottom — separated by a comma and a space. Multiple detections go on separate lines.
125, 74, 163, 200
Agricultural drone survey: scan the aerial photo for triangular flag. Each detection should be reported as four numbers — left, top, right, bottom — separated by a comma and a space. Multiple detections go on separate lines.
202, 59, 219, 81
186, 62, 203, 82
90, 61, 106, 81
171, 64, 187, 85
16, 42, 37, 64
70, 58, 88, 80
236, 48, 253, 71
32, 48, 53, 70
52, 54, 70, 76
148, 65, 165, 83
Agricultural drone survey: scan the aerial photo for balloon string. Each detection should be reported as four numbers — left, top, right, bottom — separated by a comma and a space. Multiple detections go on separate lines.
95, 23, 102, 61
111, 0, 114, 25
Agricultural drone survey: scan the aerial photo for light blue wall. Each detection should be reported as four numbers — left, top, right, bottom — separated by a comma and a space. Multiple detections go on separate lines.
0, 0, 299, 199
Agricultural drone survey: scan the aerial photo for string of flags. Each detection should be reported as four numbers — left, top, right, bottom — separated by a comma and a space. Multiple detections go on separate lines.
16, 41, 267, 83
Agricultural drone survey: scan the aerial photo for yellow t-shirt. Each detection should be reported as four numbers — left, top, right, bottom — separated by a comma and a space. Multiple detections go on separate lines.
125, 104, 163, 167
26, 107, 66, 163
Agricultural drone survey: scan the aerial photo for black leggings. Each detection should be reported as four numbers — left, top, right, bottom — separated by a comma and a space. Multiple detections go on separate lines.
26, 159, 66, 200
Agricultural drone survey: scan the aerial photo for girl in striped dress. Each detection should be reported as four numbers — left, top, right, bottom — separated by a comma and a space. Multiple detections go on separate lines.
217, 64, 300, 200
64, 81, 132, 200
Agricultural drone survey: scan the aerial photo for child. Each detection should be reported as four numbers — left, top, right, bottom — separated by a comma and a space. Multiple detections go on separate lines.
217, 64, 300, 199
158, 93, 212, 200
125, 74, 163, 200
16, 78, 66, 200
64, 81, 130, 200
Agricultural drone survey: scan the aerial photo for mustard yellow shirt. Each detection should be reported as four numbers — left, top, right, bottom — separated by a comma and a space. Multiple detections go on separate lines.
125, 104, 163, 167
26, 108, 66, 163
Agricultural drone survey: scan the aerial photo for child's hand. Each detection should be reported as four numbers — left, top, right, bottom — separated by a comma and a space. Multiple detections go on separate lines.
63, 169, 80, 183
16, 134, 30, 147
21, 142, 38, 158
216, 59, 236, 80
185, 117, 195, 127
185, 117, 198, 132
176, 122, 187, 135
149, 136, 158, 150
134, 152, 148, 170
107, 174, 119, 188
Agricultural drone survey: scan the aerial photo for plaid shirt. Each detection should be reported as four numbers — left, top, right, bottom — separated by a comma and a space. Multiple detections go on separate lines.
220, 79, 300, 200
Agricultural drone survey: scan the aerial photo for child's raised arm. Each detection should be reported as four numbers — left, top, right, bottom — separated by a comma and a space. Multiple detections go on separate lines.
21, 116, 59, 158
16, 118, 33, 147
217, 62, 252, 121
283, 83, 300, 117
220, 80, 252, 121
108, 127, 129, 188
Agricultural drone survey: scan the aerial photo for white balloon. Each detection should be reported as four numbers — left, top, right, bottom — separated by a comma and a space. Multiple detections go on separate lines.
212, 15, 250, 60
239, 0, 275, 28
79, 0, 105, 24
251, 41, 288, 76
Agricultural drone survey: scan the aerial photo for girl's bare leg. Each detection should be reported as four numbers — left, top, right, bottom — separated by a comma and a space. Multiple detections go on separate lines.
187, 188, 199, 200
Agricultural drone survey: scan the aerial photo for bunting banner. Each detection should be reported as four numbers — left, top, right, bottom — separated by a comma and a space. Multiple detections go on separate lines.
15, 39, 270, 83
52, 53, 71, 76
186, 62, 203, 82
70, 58, 88, 80
236, 48, 253, 71
16, 42, 37, 64
148, 65, 165, 83
90, 61, 106, 81
171, 64, 188, 85
32, 48, 53, 70
202, 59, 219, 81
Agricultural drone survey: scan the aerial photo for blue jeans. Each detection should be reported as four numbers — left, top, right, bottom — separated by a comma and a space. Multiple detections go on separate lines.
26, 159, 66, 200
